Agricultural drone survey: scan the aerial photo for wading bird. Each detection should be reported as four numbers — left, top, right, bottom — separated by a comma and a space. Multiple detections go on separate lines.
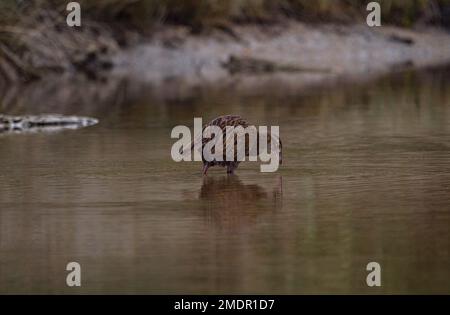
181, 115, 282, 175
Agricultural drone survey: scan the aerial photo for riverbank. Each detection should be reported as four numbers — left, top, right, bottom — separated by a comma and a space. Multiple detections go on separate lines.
1, 19, 450, 109
1, 1, 450, 87
3, 21, 450, 104
112, 21, 450, 95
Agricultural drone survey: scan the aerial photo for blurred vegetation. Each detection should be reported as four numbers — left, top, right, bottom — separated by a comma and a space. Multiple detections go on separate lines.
67, 0, 450, 28
1, 0, 449, 29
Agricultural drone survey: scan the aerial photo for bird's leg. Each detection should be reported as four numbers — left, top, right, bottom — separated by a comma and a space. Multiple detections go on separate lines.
226, 165, 234, 174
202, 164, 209, 175
227, 163, 239, 174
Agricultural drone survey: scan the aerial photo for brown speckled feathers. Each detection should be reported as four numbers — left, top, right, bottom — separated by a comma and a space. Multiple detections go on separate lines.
188, 115, 282, 175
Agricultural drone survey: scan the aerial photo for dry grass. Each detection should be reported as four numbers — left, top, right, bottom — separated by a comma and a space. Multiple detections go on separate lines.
10, 0, 446, 27
81, 0, 449, 27
2, 1, 447, 33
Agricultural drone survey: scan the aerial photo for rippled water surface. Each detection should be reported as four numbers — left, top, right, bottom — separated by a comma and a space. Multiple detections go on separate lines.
1, 68, 449, 294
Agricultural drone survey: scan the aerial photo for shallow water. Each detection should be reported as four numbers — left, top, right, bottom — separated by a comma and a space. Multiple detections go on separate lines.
0, 67, 449, 294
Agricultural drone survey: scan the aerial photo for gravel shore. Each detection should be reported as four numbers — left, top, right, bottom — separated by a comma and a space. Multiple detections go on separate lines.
1, 21, 449, 113
113, 21, 450, 94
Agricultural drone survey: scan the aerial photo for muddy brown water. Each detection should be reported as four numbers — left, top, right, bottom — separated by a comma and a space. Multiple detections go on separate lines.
0, 67, 449, 294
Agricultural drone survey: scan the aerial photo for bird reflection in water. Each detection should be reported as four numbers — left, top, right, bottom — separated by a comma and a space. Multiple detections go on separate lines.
199, 175, 282, 229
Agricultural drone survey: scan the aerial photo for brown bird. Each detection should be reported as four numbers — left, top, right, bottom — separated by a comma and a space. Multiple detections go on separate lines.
182, 115, 282, 175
